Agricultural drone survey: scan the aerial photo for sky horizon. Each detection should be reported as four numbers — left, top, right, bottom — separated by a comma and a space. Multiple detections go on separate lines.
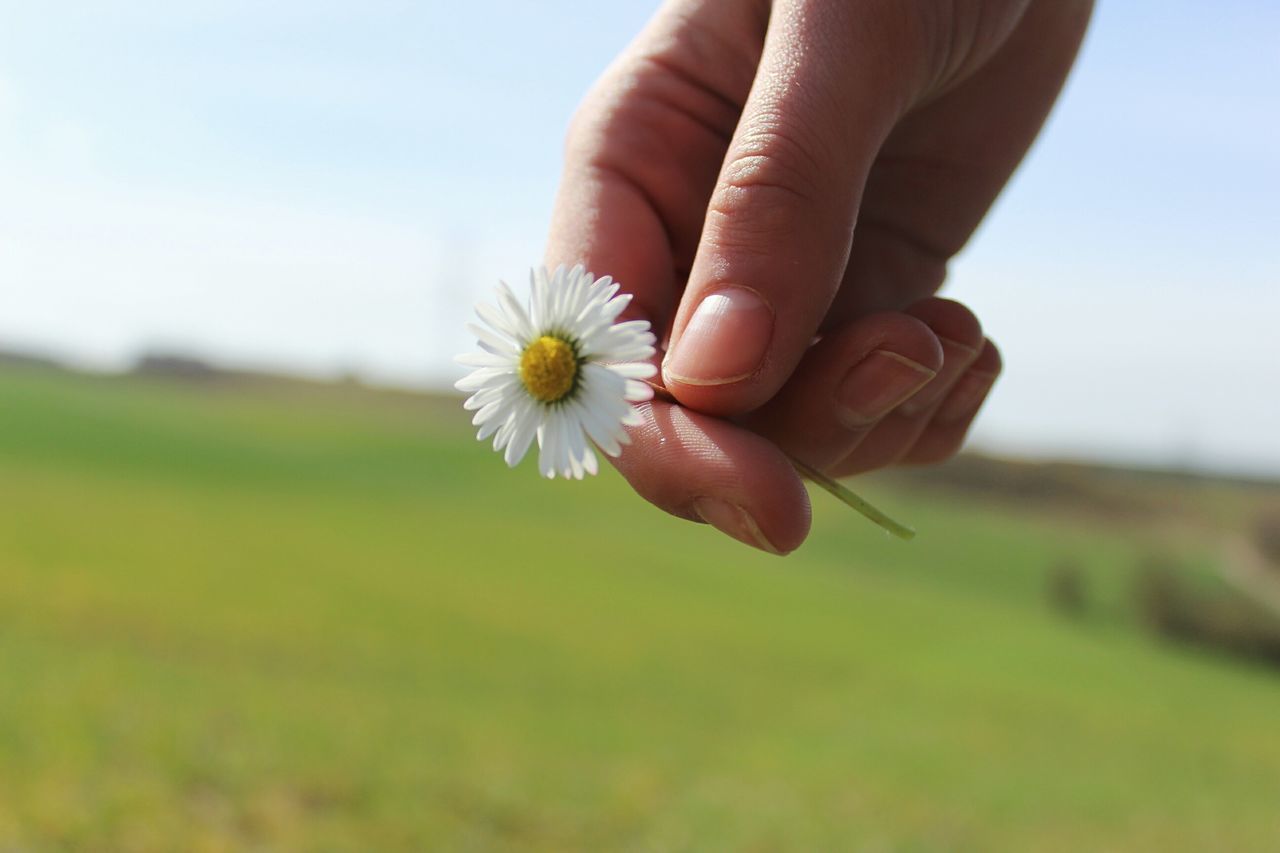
1, 1, 1277, 476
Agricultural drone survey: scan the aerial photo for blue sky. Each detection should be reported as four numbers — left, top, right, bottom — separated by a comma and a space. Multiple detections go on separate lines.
1, 1, 1277, 474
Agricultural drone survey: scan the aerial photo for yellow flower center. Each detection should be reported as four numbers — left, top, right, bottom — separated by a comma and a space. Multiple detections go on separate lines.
519, 335, 578, 403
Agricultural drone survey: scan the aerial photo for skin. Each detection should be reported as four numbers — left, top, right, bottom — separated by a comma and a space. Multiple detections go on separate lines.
546, 0, 1094, 554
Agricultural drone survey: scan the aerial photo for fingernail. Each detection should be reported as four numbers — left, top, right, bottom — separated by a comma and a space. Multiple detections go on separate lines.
663, 287, 773, 386
898, 336, 979, 418
934, 369, 999, 424
693, 497, 784, 555
836, 350, 937, 429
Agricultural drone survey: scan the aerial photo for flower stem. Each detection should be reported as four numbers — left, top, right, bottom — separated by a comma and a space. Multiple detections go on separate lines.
785, 454, 916, 541
641, 380, 915, 540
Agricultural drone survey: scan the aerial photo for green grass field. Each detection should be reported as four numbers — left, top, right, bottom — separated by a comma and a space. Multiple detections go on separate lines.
2, 366, 1278, 851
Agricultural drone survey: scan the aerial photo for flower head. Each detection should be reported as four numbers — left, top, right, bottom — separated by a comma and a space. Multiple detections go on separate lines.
455, 265, 657, 479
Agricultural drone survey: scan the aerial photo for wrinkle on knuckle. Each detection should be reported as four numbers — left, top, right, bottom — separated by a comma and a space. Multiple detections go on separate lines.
708, 122, 829, 230
911, 0, 1032, 91
563, 66, 660, 160
714, 153, 813, 212
738, 111, 830, 183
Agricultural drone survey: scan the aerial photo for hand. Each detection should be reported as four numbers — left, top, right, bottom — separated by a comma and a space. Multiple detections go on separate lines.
546, 0, 1092, 553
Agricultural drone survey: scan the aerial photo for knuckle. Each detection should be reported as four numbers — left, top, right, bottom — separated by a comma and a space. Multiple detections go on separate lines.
726, 117, 826, 194
709, 154, 813, 236
912, 0, 1030, 89
707, 119, 830, 238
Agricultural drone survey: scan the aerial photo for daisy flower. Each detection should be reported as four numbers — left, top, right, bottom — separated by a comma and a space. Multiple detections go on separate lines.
455, 264, 657, 479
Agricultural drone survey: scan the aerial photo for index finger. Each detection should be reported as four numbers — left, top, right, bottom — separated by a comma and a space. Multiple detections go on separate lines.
545, 1, 765, 334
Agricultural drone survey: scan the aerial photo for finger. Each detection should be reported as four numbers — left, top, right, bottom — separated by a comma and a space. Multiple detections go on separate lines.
545, 1, 765, 332
900, 339, 1002, 465
741, 312, 942, 471
823, 0, 1095, 322
546, 170, 676, 331
894, 299, 984, 419
543, 5, 813, 553
832, 298, 985, 476
616, 400, 811, 555
661, 0, 931, 416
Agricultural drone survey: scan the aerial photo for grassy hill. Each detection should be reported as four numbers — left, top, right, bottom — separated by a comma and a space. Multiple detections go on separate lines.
1, 365, 1278, 851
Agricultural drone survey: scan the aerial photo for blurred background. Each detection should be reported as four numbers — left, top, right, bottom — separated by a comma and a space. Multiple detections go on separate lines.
1, 1, 1278, 849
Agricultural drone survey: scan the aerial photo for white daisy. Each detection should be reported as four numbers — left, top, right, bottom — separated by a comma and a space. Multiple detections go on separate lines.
455, 264, 658, 479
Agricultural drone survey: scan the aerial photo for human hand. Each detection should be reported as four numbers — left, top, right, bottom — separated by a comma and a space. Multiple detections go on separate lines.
546, 0, 1092, 553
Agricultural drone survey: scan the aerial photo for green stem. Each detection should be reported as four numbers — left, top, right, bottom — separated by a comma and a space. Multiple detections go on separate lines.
642, 380, 915, 540
786, 454, 916, 541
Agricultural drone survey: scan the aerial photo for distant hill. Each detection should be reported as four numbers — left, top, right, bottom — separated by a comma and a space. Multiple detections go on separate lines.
0, 347, 65, 371
2, 343, 1276, 512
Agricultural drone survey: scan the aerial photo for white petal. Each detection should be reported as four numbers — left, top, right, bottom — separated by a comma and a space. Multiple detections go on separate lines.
607, 361, 658, 379
586, 276, 621, 305
580, 324, 655, 362
599, 321, 656, 347
529, 266, 550, 329
549, 414, 569, 479
608, 319, 653, 336
474, 299, 518, 341
582, 446, 599, 476
578, 377, 639, 450
570, 277, 609, 317
605, 347, 657, 365
496, 279, 535, 342
546, 265, 570, 328
573, 398, 623, 458
579, 362, 629, 405
477, 411, 508, 441
564, 418, 588, 479
463, 378, 520, 410
548, 411, 573, 480
454, 351, 513, 369
551, 264, 592, 331
600, 292, 632, 323
564, 267, 593, 320
583, 318, 652, 344
465, 322, 519, 357
536, 414, 557, 478
494, 394, 541, 450
455, 367, 511, 393
470, 399, 500, 426
578, 327, 653, 362
620, 407, 646, 428
471, 395, 515, 428
492, 406, 522, 450
624, 379, 654, 402
552, 418, 573, 479
585, 396, 634, 432
574, 281, 621, 327
503, 403, 539, 467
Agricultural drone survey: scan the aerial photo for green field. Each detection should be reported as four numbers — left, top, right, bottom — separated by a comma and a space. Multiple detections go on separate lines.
1, 366, 1278, 851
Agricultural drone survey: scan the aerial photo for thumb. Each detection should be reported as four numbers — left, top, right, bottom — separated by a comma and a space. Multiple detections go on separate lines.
661, 0, 932, 416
